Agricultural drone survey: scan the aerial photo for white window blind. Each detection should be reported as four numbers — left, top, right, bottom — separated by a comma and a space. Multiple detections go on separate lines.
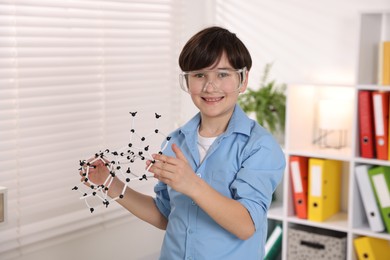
0, 0, 181, 258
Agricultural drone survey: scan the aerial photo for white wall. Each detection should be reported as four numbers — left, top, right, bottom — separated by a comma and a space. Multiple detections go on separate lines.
177, 0, 217, 125
178, 0, 390, 124
213, 0, 389, 90
17, 216, 165, 260
14, 1, 390, 260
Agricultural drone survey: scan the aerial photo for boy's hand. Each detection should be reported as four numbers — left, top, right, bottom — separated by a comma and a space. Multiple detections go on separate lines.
79, 157, 110, 187
147, 143, 200, 196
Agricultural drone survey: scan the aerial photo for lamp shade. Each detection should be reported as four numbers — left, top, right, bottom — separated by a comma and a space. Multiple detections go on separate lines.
318, 99, 352, 130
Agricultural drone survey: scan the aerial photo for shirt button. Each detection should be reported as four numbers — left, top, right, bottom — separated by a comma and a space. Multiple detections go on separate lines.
187, 257, 192, 260
188, 228, 193, 234
191, 201, 196, 206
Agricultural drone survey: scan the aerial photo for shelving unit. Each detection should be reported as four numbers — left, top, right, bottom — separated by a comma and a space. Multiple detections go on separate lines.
267, 12, 390, 260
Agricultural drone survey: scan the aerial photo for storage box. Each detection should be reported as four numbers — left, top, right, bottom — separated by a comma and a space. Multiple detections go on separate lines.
287, 225, 347, 260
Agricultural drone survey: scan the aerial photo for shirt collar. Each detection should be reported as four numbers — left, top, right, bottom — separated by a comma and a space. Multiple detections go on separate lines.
180, 104, 252, 137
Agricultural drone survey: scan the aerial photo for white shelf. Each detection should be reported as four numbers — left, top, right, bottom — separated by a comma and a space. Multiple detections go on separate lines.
352, 227, 390, 240
355, 157, 390, 166
269, 12, 390, 260
287, 147, 353, 161
267, 201, 284, 221
287, 212, 349, 232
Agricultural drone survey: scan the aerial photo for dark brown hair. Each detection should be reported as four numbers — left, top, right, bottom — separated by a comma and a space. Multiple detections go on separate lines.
178, 26, 252, 72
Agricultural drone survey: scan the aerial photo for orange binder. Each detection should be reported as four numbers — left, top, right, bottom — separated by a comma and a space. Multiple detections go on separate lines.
289, 156, 308, 219
358, 90, 376, 158
372, 91, 389, 160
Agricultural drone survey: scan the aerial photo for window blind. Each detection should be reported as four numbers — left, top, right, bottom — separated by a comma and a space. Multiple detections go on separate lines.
0, 0, 181, 258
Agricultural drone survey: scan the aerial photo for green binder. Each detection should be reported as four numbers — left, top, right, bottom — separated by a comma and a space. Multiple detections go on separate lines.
367, 166, 390, 233
264, 225, 282, 260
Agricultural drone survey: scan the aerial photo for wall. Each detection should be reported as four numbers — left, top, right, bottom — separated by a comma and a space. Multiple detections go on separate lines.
177, 0, 217, 125
213, 0, 389, 90
16, 216, 165, 260
178, 0, 390, 124
14, 1, 390, 260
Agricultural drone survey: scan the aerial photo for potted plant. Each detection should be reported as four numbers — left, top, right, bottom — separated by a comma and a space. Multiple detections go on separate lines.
238, 63, 286, 143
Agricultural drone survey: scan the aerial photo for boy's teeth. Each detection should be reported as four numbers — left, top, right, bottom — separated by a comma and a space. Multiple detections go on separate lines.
205, 97, 221, 101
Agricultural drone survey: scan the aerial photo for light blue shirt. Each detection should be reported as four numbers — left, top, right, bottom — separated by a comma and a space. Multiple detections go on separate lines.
154, 104, 285, 260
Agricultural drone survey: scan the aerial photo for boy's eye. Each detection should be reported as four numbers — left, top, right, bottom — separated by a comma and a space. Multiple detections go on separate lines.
218, 71, 230, 78
192, 73, 205, 78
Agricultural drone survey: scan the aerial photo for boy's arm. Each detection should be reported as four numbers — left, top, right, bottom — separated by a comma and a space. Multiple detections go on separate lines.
148, 143, 255, 239
83, 158, 168, 230
190, 178, 255, 240
148, 142, 285, 239
107, 178, 168, 230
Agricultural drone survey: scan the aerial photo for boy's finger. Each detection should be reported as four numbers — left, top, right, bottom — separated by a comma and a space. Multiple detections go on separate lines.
172, 143, 188, 162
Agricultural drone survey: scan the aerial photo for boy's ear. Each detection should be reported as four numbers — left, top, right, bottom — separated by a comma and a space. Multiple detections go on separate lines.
240, 70, 249, 93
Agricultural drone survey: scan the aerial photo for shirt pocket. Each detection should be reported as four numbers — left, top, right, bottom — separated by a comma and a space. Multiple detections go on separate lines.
211, 169, 237, 197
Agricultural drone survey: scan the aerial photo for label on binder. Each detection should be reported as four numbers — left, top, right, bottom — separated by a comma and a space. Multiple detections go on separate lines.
373, 94, 385, 137
372, 174, 390, 207
311, 165, 322, 196
291, 161, 303, 193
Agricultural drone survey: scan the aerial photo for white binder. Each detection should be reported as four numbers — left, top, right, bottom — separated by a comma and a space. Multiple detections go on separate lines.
355, 165, 385, 232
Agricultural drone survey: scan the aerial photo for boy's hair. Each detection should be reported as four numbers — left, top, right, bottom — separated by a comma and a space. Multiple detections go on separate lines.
179, 26, 252, 72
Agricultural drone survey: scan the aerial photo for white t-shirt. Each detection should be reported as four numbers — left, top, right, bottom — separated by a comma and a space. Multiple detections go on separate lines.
197, 129, 217, 163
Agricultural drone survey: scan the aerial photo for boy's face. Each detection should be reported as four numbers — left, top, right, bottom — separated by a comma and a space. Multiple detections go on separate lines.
189, 52, 248, 121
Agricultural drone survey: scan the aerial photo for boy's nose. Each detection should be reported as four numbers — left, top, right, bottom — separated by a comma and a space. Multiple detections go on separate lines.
202, 81, 218, 92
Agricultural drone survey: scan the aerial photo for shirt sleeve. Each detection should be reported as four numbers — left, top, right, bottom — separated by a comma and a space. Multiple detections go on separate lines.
230, 134, 286, 230
153, 180, 171, 219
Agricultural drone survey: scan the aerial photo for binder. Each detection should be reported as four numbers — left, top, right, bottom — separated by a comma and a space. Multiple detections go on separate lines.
354, 165, 385, 232
358, 91, 375, 158
368, 166, 390, 232
289, 156, 308, 219
379, 41, 390, 85
372, 91, 389, 160
308, 158, 342, 222
354, 236, 390, 260
264, 225, 282, 260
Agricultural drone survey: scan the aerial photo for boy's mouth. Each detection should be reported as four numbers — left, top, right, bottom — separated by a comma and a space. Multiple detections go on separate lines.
202, 97, 224, 102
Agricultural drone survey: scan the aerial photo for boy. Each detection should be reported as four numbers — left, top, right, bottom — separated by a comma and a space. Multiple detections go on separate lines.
84, 26, 285, 259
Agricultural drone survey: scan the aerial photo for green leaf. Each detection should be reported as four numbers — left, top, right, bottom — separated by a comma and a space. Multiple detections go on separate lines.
238, 63, 286, 135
